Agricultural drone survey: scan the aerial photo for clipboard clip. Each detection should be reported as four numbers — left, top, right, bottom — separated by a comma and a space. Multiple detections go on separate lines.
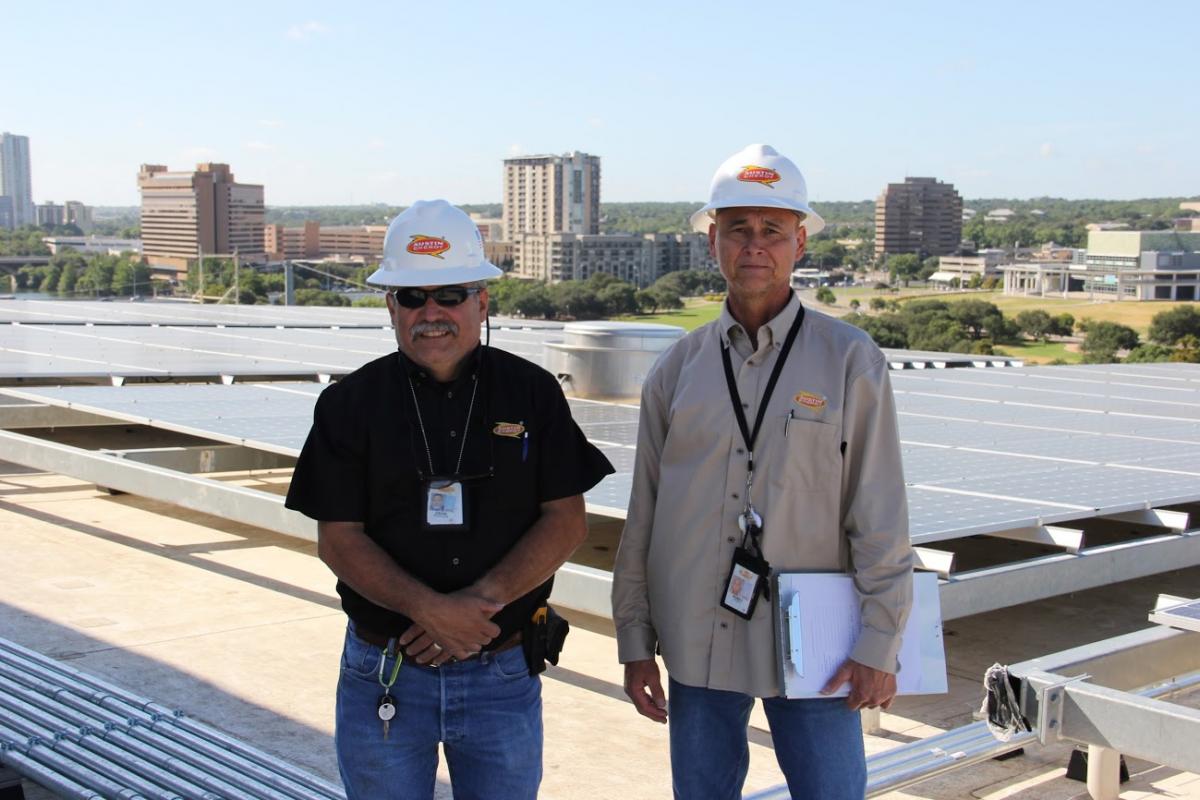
785, 592, 804, 676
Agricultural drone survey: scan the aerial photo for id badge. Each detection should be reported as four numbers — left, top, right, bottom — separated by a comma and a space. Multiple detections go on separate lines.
720, 546, 770, 620
423, 479, 467, 530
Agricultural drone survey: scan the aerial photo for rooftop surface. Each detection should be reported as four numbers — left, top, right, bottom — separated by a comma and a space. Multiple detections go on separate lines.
2, 460, 1198, 799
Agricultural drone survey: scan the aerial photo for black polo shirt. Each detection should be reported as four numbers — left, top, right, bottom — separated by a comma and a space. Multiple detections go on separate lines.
285, 345, 614, 646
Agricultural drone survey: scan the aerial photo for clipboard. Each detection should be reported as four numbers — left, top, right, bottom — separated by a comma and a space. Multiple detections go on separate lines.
773, 571, 947, 698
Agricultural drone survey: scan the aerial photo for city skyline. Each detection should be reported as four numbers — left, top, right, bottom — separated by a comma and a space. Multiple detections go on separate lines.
6, 0, 1198, 207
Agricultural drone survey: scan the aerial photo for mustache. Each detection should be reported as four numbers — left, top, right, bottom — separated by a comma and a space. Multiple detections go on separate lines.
410, 321, 459, 337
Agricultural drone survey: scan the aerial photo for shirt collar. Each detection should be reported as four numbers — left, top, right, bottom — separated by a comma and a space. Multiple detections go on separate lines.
397, 345, 484, 388
719, 292, 803, 352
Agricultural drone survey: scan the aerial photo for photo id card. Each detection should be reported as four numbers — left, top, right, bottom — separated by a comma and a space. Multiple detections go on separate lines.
423, 479, 467, 530
720, 547, 770, 620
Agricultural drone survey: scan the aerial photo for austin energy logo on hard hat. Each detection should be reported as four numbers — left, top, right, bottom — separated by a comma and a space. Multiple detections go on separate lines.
737, 164, 781, 188
407, 234, 451, 259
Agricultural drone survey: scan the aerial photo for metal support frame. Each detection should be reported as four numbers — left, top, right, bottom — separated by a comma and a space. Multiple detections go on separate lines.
912, 547, 955, 577
939, 529, 1200, 620
0, 403, 120, 429
100, 444, 295, 474
1102, 508, 1190, 531
986, 524, 1084, 553
1008, 625, 1200, 798
0, 429, 316, 542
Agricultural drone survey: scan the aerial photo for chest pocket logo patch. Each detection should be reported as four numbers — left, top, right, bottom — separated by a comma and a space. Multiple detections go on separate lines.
794, 391, 827, 412
493, 422, 525, 438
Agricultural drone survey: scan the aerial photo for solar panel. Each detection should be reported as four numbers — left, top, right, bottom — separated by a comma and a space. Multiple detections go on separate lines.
1149, 599, 1200, 633
7, 360, 1200, 544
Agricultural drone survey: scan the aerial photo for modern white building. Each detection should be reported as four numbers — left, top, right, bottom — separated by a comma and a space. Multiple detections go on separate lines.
41, 235, 143, 256
0, 132, 34, 228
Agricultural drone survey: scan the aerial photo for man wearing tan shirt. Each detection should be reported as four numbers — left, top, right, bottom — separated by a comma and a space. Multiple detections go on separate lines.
612, 144, 914, 800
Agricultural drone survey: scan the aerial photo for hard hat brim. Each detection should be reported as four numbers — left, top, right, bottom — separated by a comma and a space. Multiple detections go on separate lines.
366, 261, 504, 288
689, 202, 826, 237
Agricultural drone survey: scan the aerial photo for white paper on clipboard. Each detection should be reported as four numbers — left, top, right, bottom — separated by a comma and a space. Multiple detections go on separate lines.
774, 571, 947, 698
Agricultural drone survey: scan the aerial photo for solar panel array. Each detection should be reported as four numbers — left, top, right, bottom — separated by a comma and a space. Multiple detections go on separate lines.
6, 362, 1199, 540
1, 300, 1018, 382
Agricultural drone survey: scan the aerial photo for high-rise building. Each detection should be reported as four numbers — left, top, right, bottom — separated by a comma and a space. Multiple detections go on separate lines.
64, 201, 93, 233
0, 132, 34, 228
36, 202, 66, 227
138, 163, 265, 274
874, 177, 962, 259
503, 152, 600, 238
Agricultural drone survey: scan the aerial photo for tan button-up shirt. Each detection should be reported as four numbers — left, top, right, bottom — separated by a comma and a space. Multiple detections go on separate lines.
612, 295, 913, 696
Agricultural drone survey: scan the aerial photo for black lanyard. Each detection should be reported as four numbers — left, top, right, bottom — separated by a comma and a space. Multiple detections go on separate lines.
720, 301, 805, 477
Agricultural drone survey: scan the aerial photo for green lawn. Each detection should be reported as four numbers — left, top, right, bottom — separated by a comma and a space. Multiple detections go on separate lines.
993, 340, 1082, 365
616, 298, 723, 331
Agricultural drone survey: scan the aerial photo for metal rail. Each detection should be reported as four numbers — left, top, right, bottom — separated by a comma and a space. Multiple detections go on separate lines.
745, 664, 1200, 800
0, 636, 345, 800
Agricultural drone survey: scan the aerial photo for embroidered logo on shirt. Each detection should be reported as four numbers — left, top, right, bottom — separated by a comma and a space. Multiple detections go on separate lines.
407, 235, 451, 259
794, 391, 827, 412
492, 422, 525, 438
737, 165, 781, 188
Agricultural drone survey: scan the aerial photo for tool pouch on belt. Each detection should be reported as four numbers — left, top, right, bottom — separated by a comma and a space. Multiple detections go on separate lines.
522, 605, 569, 676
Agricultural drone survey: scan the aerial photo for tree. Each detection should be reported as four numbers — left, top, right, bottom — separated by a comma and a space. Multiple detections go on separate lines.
1148, 306, 1200, 346
510, 284, 554, 319
919, 256, 940, 281
887, 254, 922, 286
1081, 321, 1139, 363
1052, 313, 1075, 337
848, 299, 861, 312
1124, 344, 1175, 363
869, 297, 887, 311
847, 314, 908, 348
550, 282, 605, 319
598, 282, 638, 316
1171, 335, 1200, 363
815, 286, 836, 305
1014, 309, 1055, 342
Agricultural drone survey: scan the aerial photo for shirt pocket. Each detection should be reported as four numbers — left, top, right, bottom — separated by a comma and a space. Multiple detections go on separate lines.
763, 415, 841, 495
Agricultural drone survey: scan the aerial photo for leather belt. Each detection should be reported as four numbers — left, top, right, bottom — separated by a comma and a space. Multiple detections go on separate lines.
354, 624, 522, 663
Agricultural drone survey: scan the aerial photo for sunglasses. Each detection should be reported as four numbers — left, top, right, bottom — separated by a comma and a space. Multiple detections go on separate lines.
389, 286, 482, 309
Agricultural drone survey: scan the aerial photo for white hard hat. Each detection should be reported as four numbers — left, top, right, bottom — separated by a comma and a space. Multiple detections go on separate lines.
368, 199, 503, 287
689, 144, 825, 236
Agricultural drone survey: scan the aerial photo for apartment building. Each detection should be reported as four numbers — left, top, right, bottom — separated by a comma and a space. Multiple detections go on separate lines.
0, 132, 34, 228
138, 163, 265, 274
514, 232, 714, 287
874, 177, 963, 259
264, 221, 320, 260
503, 152, 600, 239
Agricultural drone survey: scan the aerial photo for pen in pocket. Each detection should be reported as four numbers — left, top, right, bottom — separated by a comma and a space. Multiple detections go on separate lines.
784, 409, 794, 438
521, 421, 529, 462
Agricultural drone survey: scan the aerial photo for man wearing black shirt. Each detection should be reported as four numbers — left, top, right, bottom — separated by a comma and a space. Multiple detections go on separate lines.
286, 200, 613, 800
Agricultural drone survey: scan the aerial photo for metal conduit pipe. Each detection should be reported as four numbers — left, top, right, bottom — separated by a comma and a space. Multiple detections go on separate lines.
744, 671, 1200, 800
0, 695, 181, 800
0, 716, 147, 799
0, 655, 333, 800
0, 647, 343, 800
0, 731, 104, 800
0, 665, 272, 800
0, 638, 343, 799
0, 672, 217, 799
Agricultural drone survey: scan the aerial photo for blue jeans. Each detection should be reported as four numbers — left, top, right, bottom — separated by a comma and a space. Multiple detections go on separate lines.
668, 678, 866, 800
335, 622, 542, 800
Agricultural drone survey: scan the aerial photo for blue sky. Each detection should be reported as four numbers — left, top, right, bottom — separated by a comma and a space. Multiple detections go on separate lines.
6, 1, 1197, 206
